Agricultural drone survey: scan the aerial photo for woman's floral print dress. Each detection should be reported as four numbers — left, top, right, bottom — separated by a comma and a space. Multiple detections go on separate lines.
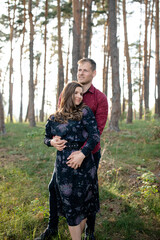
44, 107, 100, 226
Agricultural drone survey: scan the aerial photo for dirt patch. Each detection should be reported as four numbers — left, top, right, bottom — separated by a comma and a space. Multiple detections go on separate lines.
0, 148, 29, 167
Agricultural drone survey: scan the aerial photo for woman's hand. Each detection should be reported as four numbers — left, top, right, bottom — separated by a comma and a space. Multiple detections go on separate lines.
67, 151, 85, 169
50, 136, 67, 151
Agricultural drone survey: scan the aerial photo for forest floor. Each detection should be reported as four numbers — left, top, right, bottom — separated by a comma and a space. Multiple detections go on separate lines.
0, 120, 160, 240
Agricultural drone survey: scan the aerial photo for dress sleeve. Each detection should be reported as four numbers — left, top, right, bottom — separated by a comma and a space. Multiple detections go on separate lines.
81, 107, 100, 157
44, 119, 53, 147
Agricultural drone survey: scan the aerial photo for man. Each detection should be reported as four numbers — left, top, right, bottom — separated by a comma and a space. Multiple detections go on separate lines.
35, 58, 108, 240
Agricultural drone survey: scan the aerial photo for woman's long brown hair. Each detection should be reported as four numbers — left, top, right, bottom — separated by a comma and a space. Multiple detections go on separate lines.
50, 81, 84, 123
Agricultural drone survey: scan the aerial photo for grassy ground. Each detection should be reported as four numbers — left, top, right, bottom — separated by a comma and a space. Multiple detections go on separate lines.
0, 120, 160, 240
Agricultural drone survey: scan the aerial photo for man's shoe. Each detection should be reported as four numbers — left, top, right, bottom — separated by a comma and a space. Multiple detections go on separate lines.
35, 227, 58, 240
89, 233, 95, 240
84, 233, 95, 240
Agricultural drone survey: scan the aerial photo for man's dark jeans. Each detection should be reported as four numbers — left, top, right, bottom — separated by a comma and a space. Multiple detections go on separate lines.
48, 150, 101, 230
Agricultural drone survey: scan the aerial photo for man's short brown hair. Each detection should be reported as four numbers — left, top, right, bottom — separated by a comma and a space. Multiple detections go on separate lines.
77, 58, 96, 71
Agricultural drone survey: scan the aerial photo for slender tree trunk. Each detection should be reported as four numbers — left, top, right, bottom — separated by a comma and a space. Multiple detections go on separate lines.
25, 54, 40, 122
81, 0, 86, 57
40, 0, 48, 122
19, 0, 26, 122
155, 0, 160, 117
8, 0, 16, 122
147, 0, 154, 97
138, 0, 143, 119
34, 54, 41, 87
139, 34, 143, 120
103, 20, 109, 97
83, 0, 92, 57
143, 0, 149, 118
28, 0, 36, 127
108, 0, 121, 131
103, 21, 107, 94
123, 0, 132, 123
56, 0, 64, 108
0, 92, 6, 135
72, 0, 82, 80
122, 59, 126, 115
65, 20, 71, 85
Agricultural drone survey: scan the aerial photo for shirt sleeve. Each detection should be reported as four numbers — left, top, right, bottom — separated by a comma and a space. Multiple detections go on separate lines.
81, 107, 100, 157
44, 119, 52, 147
95, 93, 108, 135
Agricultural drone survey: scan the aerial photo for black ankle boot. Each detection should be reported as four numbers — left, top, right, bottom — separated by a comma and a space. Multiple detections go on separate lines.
35, 227, 58, 240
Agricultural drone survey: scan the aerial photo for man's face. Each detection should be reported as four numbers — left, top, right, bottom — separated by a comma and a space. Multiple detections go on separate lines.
77, 62, 96, 85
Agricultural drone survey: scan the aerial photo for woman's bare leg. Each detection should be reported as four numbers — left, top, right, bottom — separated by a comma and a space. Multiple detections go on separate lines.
68, 225, 81, 240
68, 218, 87, 240
80, 218, 87, 233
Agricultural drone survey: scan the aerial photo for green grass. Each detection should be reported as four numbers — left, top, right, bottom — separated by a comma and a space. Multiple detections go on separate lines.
0, 120, 160, 239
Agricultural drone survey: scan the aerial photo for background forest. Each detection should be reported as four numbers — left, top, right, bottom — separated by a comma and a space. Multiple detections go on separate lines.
0, 0, 160, 132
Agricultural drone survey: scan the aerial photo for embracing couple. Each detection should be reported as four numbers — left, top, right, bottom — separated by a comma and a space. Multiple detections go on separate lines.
35, 58, 108, 240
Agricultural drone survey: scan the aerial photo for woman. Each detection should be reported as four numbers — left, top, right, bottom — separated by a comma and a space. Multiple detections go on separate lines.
44, 81, 100, 240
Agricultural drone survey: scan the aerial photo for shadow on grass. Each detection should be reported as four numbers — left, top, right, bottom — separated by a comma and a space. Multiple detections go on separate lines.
95, 185, 160, 240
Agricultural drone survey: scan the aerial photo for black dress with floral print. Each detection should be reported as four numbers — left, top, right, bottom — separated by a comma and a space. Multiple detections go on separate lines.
44, 106, 100, 226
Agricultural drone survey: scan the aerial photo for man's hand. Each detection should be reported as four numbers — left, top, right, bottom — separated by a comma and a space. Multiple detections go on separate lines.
67, 151, 85, 169
50, 136, 67, 151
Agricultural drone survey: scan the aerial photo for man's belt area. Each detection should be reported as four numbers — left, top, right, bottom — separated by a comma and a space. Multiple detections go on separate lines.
65, 141, 83, 151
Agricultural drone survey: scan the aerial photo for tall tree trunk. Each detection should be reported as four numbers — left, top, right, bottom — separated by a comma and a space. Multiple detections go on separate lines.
103, 21, 107, 94
122, 59, 126, 115
139, 31, 143, 120
8, 0, 16, 122
81, 0, 86, 57
108, 0, 121, 131
155, 0, 160, 117
143, 0, 149, 118
65, 20, 71, 85
139, 0, 143, 120
72, 0, 82, 80
147, 0, 154, 97
123, 0, 132, 123
56, 0, 64, 108
28, 0, 36, 127
103, 20, 109, 97
83, 0, 92, 57
0, 92, 6, 135
19, 0, 26, 123
40, 0, 48, 122
25, 53, 40, 122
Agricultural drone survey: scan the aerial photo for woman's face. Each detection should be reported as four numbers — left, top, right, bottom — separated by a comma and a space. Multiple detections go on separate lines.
73, 87, 83, 106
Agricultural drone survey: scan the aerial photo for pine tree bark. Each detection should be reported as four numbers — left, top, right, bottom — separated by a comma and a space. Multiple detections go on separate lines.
108, 0, 121, 131
143, 0, 149, 118
122, 60, 126, 116
82, 0, 92, 57
19, 0, 26, 122
65, 20, 71, 85
0, 92, 6, 135
123, 0, 132, 123
40, 0, 48, 122
72, 0, 82, 80
8, 0, 16, 122
138, 0, 143, 120
103, 20, 109, 97
56, 0, 64, 109
147, 0, 154, 101
155, 0, 160, 117
28, 0, 36, 127
139, 34, 143, 120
